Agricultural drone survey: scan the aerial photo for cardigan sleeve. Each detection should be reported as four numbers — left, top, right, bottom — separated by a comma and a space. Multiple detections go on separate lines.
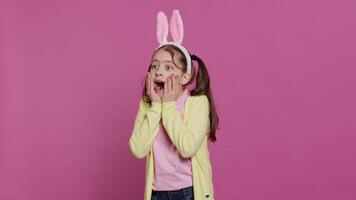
161, 95, 210, 158
128, 98, 161, 159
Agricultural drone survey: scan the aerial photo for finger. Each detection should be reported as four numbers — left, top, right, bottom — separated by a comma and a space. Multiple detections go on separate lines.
173, 75, 177, 91
173, 75, 176, 91
171, 75, 175, 91
164, 76, 168, 94
153, 73, 157, 92
171, 74, 175, 91
168, 75, 173, 91
176, 75, 181, 86
166, 75, 170, 93
150, 72, 154, 91
146, 72, 150, 92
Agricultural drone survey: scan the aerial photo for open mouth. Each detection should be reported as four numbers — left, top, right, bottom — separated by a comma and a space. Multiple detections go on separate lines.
154, 80, 165, 90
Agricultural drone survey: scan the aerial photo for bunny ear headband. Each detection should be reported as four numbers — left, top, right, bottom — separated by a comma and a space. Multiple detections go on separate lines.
155, 9, 192, 75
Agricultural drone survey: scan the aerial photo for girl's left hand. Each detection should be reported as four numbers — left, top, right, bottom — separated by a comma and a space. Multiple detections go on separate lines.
162, 74, 180, 102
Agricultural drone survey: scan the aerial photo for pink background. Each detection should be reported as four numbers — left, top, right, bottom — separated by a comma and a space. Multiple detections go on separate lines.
1, 0, 356, 199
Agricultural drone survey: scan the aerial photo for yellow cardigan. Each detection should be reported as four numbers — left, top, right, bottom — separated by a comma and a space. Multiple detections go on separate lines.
129, 94, 214, 200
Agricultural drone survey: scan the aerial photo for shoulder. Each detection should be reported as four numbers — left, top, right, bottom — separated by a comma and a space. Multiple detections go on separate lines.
185, 95, 210, 121
186, 95, 209, 111
187, 94, 209, 105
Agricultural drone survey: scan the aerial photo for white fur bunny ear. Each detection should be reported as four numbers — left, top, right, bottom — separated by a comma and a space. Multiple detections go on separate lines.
157, 11, 169, 45
170, 9, 184, 44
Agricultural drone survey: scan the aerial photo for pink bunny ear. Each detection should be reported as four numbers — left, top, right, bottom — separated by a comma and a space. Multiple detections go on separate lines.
170, 9, 184, 44
157, 11, 169, 45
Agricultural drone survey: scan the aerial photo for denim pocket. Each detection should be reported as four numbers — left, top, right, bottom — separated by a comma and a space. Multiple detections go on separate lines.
150, 191, 158, 200
181, 186, 194, 200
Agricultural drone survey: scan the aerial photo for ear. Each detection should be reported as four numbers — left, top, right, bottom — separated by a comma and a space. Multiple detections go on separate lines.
180, 73, 192, 85
157, 11, 169, 45
170, 9, 184, 44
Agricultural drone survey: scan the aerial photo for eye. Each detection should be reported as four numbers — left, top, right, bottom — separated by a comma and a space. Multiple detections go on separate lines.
151, 64, 158, 69
166, 65, 173, 70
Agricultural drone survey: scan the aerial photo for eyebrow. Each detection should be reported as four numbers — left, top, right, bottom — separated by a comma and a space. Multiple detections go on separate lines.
152, 59, 173, 63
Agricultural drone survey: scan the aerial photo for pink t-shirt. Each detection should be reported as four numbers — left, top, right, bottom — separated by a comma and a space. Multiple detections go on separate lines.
152, 88, 193, 191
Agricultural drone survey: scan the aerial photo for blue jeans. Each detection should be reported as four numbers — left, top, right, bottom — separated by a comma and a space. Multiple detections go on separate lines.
151, 186, 194, 200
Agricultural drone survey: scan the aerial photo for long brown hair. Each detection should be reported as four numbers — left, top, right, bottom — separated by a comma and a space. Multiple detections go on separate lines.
141, 44, 219, 142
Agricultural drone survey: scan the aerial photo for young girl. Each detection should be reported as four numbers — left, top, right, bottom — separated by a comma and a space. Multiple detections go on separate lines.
129, 9, 219, 200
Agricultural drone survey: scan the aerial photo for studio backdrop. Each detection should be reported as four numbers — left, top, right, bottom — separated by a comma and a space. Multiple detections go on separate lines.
1, 0, 355, 200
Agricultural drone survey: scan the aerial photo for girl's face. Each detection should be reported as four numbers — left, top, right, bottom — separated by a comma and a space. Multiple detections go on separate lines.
149, 49, 190, 92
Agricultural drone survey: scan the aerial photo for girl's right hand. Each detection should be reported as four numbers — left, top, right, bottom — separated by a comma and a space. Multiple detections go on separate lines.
146, 72, 161, 103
